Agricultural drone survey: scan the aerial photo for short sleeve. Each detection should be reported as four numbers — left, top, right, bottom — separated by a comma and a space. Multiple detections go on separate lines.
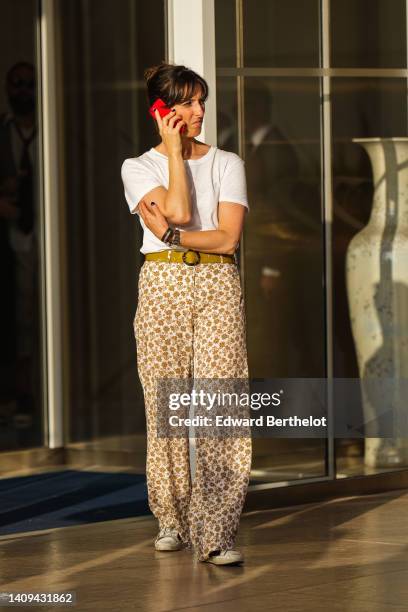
121, 158, 162, 215
219, 157, 249, 211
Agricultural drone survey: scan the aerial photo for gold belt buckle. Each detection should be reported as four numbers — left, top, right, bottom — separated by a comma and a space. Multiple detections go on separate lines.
182, 249, 201, 266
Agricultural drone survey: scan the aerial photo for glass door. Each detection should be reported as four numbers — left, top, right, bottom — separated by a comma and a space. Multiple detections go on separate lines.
54, 0, 166, 457
215, 0, 408, 484
0, 0, 45, 451
215, 0, 328, 484
330, 0, 408, 476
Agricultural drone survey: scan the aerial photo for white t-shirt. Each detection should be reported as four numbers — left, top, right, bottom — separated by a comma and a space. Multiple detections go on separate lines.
121, 145, 249, 254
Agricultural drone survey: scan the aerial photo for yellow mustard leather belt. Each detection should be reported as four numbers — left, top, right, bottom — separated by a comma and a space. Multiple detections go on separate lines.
144, 249, 236, 266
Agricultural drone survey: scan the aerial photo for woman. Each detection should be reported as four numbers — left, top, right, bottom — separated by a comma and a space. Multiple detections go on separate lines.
121, 62, 252, 566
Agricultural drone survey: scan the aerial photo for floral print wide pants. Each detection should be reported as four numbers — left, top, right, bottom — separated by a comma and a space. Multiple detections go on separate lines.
134, 260, 252, 562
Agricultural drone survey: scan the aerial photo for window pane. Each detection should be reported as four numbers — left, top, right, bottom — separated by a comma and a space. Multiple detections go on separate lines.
243, 0, 320, 67
215, 0, 237, 68
238, 78, 326, 482
331, 0, 407, 68
216, 77, 239, 153
243, 78, 324, 379
57, 0, 165, 446
0, 0, 45, 450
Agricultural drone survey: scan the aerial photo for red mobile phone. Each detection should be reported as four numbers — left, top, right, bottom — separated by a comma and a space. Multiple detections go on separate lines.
149, 98, 186, 133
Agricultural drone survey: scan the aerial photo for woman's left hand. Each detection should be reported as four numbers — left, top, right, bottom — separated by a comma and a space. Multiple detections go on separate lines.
138, 200, 169, 240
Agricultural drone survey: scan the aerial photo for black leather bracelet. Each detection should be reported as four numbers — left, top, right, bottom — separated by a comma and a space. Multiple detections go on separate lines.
161, 227, 173, 243
170, 228, 181, 247
166, 229, 176, 245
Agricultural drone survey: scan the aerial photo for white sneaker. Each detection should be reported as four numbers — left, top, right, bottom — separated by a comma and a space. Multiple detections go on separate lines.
204, 549, 244, 565
154, 527, 183, 551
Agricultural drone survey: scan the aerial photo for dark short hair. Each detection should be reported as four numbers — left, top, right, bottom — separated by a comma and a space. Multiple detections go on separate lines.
6, 61, 35, 84
144, 61, 209, 108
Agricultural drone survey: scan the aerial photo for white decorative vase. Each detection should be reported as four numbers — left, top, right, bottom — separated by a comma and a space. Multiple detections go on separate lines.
346, 138, 408, 468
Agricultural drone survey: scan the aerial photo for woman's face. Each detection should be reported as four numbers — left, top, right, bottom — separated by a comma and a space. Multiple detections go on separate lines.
173, 87, 205, 137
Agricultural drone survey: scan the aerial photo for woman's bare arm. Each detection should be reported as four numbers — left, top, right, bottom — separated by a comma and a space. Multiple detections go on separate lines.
178, 202, 246, 254
166, 151, 191, 223
137, 109, 191, 224
138, 200, 247, 255
138, 173, 190, 225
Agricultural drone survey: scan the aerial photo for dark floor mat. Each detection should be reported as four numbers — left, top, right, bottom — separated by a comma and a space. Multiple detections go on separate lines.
0, 470, 149, 535
0, 470, 265, 536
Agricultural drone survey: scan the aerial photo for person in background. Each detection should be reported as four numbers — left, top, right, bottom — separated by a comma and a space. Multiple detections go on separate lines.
0, 61, 38, 432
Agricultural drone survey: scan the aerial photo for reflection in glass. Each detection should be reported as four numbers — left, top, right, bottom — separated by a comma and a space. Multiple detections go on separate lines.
332, 78, 408, 474
215, 0, 236, 68
331, 0, 406, 68
215, 76, 327, 482
216, 77, 238, 154
216, 0, 329, 483
56, 0, 165, 450
243, 78, 324, 380
243, 0, 320, 67
0, 0, 43, 450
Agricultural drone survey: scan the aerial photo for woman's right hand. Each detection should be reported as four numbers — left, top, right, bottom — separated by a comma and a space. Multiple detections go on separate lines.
154, 108, 186, 156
